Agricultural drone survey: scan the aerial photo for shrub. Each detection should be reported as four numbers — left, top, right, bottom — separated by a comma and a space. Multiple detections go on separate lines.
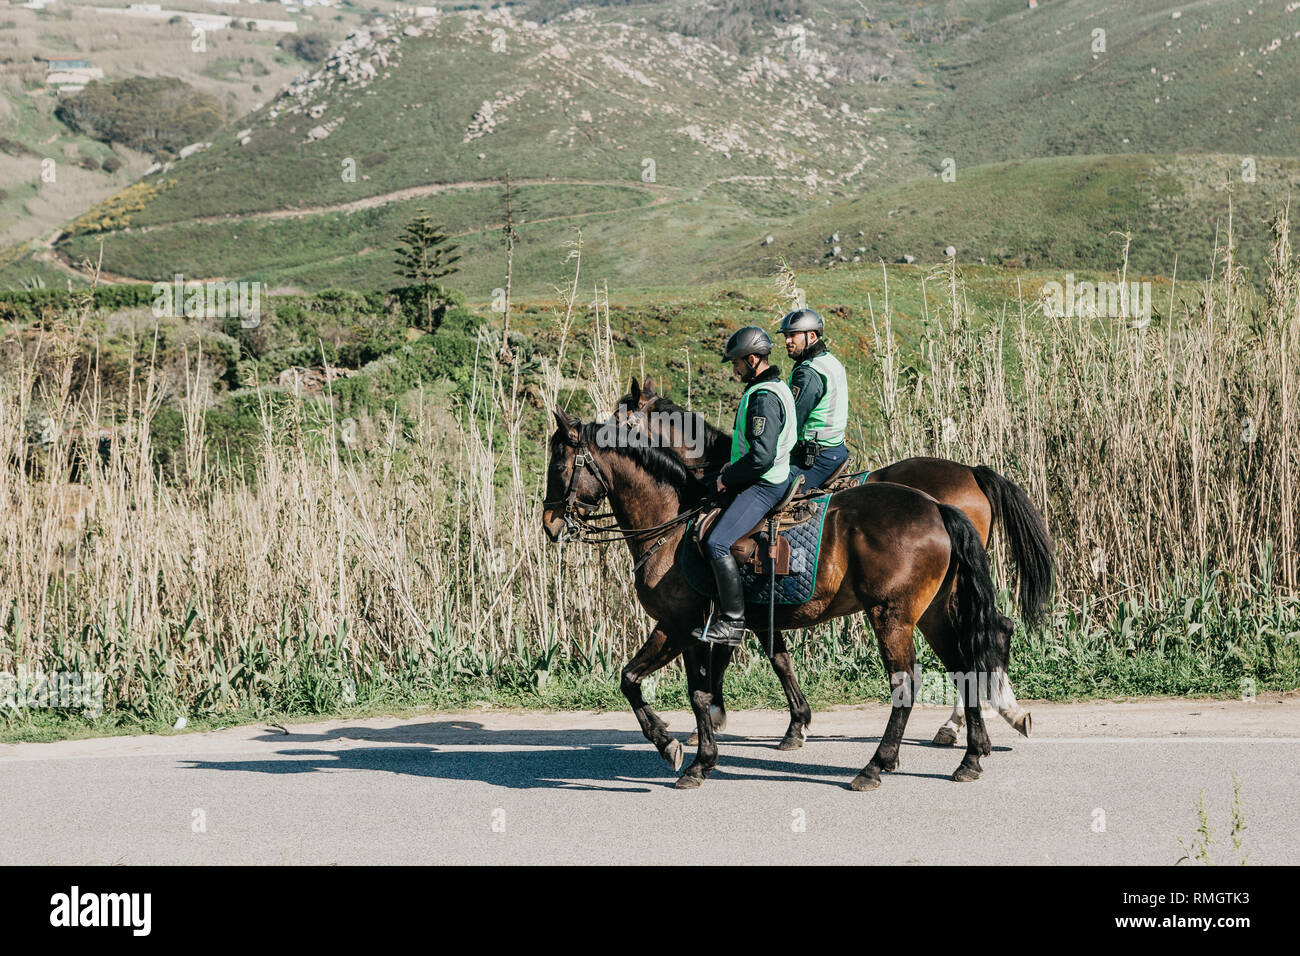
0, 136, 35, 157
55, 77, 223, 155
66, 180, 176, 235
282, 32, 332, 63
0, 285, 157, 321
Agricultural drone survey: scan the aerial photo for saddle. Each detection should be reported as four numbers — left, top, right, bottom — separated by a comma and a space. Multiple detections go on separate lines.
694, 475, 810, 575
692, 457, 859, 575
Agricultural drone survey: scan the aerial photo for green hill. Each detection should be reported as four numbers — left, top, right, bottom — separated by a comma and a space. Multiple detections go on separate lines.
6, 0, 1297, 293
714, 152, 1300, 282
919, 0, 1300, 164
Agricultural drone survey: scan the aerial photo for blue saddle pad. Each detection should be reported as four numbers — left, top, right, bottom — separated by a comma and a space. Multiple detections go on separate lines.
679, 494, 833, 606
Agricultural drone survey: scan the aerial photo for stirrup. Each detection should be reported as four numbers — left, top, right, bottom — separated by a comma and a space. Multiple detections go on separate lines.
695, 621, 745, 647
692, 604, 746, 646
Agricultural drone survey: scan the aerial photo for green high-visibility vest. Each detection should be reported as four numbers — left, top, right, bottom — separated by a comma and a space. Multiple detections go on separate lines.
730, 379, 797, 484
793, 351, 848, 446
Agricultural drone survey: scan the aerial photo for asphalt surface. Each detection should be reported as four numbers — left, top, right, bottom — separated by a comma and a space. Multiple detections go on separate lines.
3, 698, 1298, 865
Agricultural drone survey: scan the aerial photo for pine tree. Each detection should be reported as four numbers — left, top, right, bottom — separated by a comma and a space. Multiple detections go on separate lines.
395, 209, 461, 332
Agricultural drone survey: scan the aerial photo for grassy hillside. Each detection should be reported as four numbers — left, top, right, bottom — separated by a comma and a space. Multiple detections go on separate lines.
919, 0, 1300, 164
4, 0, 1297, 293
0, 0, 391, 248
121, 3, 925, 226
56, 181, 665, 286
717, 153, 1300, 281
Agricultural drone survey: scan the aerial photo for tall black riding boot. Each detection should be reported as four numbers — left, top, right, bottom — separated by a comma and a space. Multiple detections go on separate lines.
693, 554, 748, 646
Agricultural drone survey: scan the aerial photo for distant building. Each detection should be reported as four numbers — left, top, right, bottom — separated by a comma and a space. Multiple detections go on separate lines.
91, 6, 298, 32
44, 58, 104, 93
187, 13, 232, 30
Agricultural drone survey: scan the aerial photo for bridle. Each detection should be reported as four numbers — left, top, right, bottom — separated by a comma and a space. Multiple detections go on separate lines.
542, 427, 616, 538
542, 423, 709, 565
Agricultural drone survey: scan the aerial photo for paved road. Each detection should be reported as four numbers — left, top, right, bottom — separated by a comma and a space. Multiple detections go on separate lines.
3, 698, 1298, 865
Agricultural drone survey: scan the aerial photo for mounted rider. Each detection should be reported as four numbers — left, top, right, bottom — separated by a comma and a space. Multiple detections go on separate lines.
781, 308, 850, 489
694, 326, 796, 647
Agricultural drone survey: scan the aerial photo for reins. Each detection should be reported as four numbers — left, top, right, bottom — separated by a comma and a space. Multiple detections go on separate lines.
543, 429, 709, 566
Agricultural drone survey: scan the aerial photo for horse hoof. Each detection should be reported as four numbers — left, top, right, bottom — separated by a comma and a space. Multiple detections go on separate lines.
777, 732, 805, 751
849, 772, 881, 792
932, 726, 958, 747
951, 764, 982, 783
684, 732, 699, 746
663, 739, 683, 772
674, 773, 703, 790
1014, 712, 1032, 738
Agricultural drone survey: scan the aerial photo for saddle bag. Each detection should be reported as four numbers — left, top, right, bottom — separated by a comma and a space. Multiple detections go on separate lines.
747, 530, 790, 576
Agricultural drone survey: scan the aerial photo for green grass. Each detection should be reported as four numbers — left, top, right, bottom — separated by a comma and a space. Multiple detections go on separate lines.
56, 182, 663, 286
920, 0, 1300, 166
0, 246, 85, 291
53, 153, 1300, 294
729, 154, 1300, 281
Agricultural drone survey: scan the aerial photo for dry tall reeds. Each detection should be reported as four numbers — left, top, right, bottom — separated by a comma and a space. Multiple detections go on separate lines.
868, 207, 1299, 607
1, 217, 1296, 720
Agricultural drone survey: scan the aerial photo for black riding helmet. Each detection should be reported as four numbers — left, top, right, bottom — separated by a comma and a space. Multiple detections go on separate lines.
779, 308, 823, 334
722, 326, 773, 363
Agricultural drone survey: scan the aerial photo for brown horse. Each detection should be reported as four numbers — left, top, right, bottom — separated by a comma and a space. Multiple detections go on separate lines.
613, 377, 1052, 748
542, 411, 1010, 789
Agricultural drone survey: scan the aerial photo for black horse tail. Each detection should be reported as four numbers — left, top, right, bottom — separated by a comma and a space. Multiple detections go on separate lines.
938, 503, 1004, 687
972, 465, 1055, 627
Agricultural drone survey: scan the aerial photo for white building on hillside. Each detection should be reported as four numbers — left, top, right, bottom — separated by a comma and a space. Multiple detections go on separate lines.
44, 58, 105, 93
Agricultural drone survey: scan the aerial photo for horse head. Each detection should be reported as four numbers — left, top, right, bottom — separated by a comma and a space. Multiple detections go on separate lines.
541, 410, 612, 542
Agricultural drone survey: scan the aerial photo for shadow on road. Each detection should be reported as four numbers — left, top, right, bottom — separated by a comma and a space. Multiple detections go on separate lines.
178, 721, 1005, 790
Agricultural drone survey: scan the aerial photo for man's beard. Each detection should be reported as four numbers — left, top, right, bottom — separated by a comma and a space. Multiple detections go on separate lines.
789, 337, 816, 361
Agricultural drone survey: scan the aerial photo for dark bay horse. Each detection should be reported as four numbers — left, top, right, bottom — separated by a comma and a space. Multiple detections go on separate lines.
614, 378, 1052, 747
542, 411, 1010, 790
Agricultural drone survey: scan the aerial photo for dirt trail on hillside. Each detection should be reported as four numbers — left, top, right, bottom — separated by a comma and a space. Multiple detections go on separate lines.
44, 177, 681, 282
116, 178, 676, 233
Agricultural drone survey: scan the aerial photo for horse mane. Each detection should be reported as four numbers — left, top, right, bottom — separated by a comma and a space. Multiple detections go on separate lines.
647, 394, 731, 461
579, 421, 703, 500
